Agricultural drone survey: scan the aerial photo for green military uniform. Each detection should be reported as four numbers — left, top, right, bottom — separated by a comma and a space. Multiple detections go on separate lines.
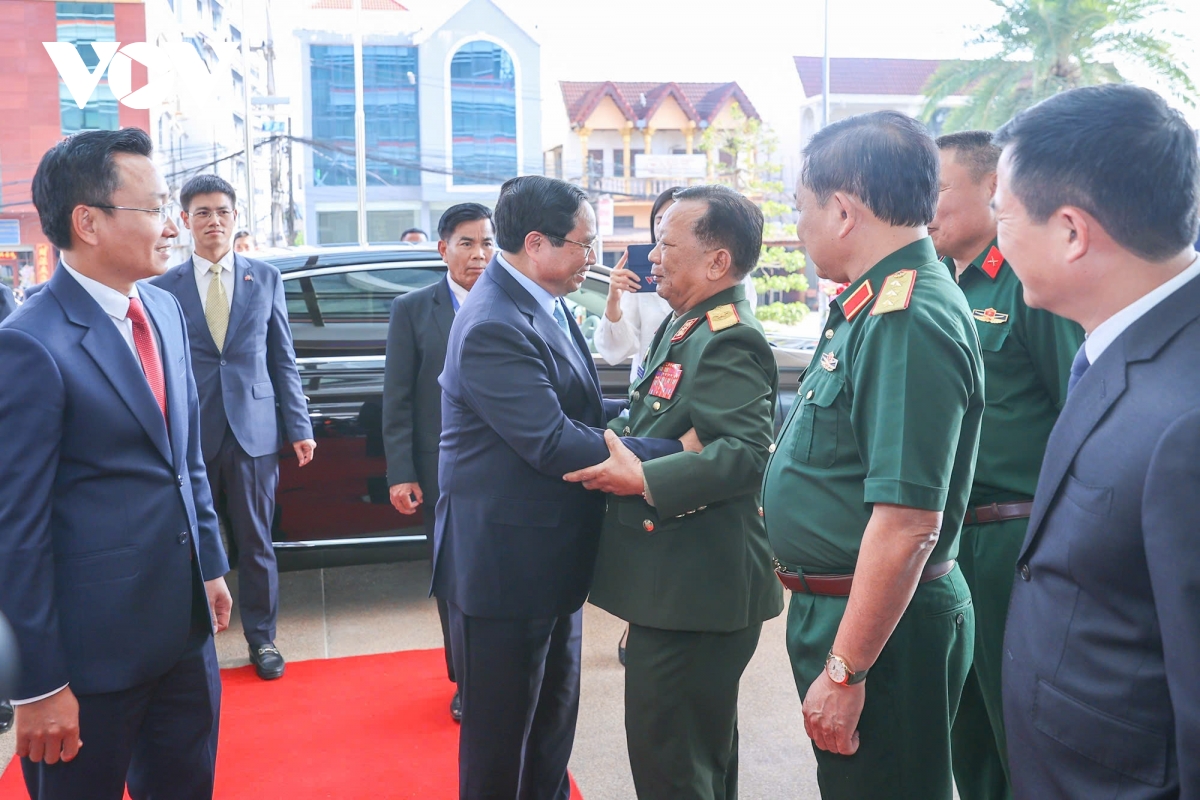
946, 241, 1084, 800
589, 283, 783, 800
762, 238, 984, 800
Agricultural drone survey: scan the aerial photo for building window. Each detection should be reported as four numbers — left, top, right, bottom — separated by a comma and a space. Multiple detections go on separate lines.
614, 148, 643, 178
449, 41, 517, 186
544, 146, 563, 180
310, 45, 420, 187
211, 0, 223, 29
232, 69, 244, 100
587, 149, 604, 183
316, 210, 420, 245
613, 215, 635, 230
229, 25, 241, 46
56, 3, 118, 135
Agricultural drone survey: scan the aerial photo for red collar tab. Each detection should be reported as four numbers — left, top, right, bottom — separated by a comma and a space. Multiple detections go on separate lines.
840, 280, 875, 321
671, 316, 701, 343
981, 246, 1004, 280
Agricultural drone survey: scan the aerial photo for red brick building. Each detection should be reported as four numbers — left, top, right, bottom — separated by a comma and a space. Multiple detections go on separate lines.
0, 0, 148, 289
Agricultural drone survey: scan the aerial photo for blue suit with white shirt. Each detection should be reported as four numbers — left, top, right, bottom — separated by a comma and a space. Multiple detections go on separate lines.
151, 252, 311, 649
434, 255, 681, 799
0, 264, 227, 798
1003, 261, 1200, 798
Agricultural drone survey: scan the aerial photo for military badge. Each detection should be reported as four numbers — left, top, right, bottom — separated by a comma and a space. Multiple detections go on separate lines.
820, 352, 839, 372
706, 304, 740, 332
671, 317, 701, 343
973, 308, 1009, 324
871, 270, 916, 315
981, 246, 1004, 279
649, 362, 682, 400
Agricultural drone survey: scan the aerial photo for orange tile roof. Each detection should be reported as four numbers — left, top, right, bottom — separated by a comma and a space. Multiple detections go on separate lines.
793, 57, 952, 98
311, 0, 408, 10
560, 81, 760, 128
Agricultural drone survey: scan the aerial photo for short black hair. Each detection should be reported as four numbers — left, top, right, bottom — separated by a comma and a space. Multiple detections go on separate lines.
31, 127, 155, 250
995, 84, 1199, 262
233, 230, 251, 242
802, 111, 939, 227
672, 185, 764, 279
437, 203, 493, 241
400, 228, 428, 240
494, 176, 589, 254
650, 186, 683, 245
179, 174, 236, 211
936, 130, 1001, 183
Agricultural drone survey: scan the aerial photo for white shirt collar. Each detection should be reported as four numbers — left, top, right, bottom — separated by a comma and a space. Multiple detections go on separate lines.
193, 248, 235, 277
495, 251, 558, 318
1085, 254, 1200, 363
59, 256, 139, 321
446, 274, 470, 308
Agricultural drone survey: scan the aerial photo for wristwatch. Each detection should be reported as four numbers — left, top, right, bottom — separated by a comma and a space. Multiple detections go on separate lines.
825, 651, 868, 686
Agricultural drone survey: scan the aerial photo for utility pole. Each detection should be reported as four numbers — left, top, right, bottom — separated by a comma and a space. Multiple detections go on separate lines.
822, 0, 830, 128
286, 118, 296, 245
241, 0, 256, 242
262, 2, 282, 248
353, 0, 368, 246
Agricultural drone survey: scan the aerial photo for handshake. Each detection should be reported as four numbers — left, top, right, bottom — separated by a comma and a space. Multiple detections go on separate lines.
562, 427, 703, 496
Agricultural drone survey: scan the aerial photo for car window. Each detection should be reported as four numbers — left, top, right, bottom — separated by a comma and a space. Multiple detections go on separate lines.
564, 273, 610, 355
285, 266, 444, 324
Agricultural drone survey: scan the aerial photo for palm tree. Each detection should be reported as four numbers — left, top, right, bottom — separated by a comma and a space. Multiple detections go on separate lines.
922, 0, 1196, 132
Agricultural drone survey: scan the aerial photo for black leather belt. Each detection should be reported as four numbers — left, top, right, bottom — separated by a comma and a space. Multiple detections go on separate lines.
964, 500, 1034, 526
774, 559, 956, 596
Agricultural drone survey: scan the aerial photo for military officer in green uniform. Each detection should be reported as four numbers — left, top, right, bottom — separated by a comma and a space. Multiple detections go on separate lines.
929, 130, 1084, 800
564, 184, 782, 800
762, 111, 985, 799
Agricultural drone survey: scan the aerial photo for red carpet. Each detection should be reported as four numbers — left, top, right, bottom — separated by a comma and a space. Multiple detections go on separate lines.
1, 649, 583, 799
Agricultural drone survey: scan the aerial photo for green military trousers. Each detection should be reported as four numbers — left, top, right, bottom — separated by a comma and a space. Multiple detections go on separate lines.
624, 621, 762, 800
785, 566, 974, 800
951, 518, 1026, 800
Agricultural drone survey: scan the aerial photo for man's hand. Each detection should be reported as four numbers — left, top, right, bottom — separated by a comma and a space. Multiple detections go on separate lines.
680, 427, 703, 453
293, 439, 316, 467
563, 430, 645, 495
16, 687, 82, 765
205, 576, 232, 634
389, 482, 424, 515
802, 671, 865, 755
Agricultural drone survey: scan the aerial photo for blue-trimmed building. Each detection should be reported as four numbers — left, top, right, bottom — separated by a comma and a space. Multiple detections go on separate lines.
288, 0, 540, 245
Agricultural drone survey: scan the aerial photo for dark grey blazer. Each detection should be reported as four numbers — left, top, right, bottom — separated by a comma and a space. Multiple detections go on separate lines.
150, 254, 312, 461
0, 284, 15, 324
381, 276, 455, 531
1003, 271, 1200, 799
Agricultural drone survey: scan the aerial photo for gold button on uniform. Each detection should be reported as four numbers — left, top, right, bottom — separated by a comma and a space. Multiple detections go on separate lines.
758, 506, 764, 517
653, 401, 661, 411
643, 520, 655, 532
806, 390, 814, 400
632, 391, 640, 400
768, 443, 776, 454
825, 329, 834, 340
623, 426, 631, 435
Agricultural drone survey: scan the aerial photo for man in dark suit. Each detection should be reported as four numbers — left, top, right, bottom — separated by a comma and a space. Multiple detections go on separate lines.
0, 128, 231, 798
152, 175, 314, 681
383, 202, 494, 722
435, 176, 692, 799
0, 283, 15, 323
996, 85, 1200, 798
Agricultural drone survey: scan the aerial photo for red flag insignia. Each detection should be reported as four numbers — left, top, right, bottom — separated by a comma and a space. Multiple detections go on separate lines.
981, 246, 1003, 279
841, 280, 875, 321
649, 362, 683, 399
671, 317, 701, 343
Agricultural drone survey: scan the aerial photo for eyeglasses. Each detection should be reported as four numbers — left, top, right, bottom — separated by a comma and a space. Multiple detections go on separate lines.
188, 208, 234, 222
92, 204, 175, 224
544, 234, 597, 261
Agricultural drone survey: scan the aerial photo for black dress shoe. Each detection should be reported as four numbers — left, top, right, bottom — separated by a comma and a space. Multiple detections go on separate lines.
249, 643, 285, 680
0, 700, 13, 735
450, 689, 462, 723
618, 626, 629, 667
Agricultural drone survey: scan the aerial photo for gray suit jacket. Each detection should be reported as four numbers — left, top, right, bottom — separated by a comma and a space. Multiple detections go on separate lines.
382, 276, 455, 532
1002, 272, 1200, 799
150, 254, 312, 461
0, 285, 15, 324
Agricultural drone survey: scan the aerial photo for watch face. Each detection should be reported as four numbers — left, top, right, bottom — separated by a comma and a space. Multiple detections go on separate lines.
827, 657, 848, 684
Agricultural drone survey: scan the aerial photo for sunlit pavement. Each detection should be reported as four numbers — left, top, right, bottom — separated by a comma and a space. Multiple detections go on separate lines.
0, 561, 821, 798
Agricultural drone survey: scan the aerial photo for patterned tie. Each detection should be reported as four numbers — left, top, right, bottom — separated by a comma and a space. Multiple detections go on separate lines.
1067, 344, 1090, 395
552, 300, 571, 334
205, 261, 229, 351
126, 296, 167, 420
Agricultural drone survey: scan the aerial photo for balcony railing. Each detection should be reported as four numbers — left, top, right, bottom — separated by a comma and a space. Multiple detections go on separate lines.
574, 176, 712, 199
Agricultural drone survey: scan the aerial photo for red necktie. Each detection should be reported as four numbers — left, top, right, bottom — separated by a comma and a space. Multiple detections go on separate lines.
126, 296, 167, 420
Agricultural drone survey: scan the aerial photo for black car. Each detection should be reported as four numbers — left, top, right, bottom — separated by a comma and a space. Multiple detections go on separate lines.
265, 245, 814, 570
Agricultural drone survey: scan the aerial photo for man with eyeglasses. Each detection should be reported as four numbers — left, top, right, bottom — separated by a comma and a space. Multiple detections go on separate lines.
152, 175, 314, 682
0, 127, 231, 799
434, 175, 696, 798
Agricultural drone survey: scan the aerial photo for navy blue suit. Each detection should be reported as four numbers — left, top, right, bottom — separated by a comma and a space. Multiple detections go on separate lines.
0, 265, 228, 798
152, 254, 311, 647
1003, 271, 1200, 798
434, 259, 680, 799
0, 284, 15, 323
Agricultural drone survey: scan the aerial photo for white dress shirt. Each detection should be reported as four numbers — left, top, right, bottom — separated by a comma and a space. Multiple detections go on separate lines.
495, 252, 558, 318
193, 249, 236, 312
447, 274, 470, 309
11, 260, 158, 705
1084, 255, 1200, 364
